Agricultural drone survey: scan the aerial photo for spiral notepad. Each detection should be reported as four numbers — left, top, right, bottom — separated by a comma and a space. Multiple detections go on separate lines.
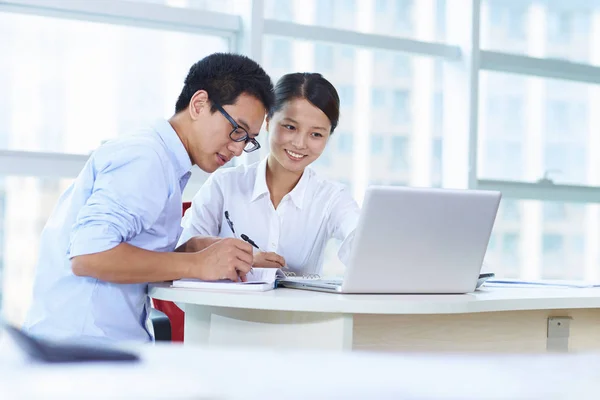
279, 271, 321, 280
171, 268, 322, 292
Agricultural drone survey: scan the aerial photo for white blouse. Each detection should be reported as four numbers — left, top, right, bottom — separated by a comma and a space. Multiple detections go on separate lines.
179, 158, 360, 275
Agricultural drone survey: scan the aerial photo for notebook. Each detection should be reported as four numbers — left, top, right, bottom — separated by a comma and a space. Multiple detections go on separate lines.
2, 322, 139, 363
171, 269, 322, 292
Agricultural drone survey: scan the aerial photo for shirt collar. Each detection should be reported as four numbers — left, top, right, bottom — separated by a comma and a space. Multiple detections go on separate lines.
153, 119, 192, 180
251, 157, 270, 203
251, 157, 310, 210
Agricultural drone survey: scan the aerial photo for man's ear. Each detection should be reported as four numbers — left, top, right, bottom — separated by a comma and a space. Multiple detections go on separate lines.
265, 116, 271, 131
189, 90, 210, 120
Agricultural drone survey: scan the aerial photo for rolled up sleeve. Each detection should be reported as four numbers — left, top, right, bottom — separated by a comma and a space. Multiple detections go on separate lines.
178, 173, 224, 246
327, 187, 361, 266
68, 146, 170, 259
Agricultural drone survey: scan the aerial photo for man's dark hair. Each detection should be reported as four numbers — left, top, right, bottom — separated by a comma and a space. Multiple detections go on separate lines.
175, 53, 274, 113
267, 73, 340, 134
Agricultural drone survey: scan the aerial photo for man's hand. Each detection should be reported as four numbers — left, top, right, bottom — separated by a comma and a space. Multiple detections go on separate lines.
188, 238, 254, 282
252, 251, 286, 269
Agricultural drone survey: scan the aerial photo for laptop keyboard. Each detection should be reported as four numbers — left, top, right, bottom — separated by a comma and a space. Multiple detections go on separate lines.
311, 278, 343, 286
284, 277, 343, 286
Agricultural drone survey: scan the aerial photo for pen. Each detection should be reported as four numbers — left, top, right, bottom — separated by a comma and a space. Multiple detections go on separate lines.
224, 211, 236, 236
225, 211, 261, 250
241, 234, 260, 250
224, 211, 257, 277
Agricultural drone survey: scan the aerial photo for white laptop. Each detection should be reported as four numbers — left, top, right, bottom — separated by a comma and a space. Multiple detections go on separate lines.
279, 186, 501, 294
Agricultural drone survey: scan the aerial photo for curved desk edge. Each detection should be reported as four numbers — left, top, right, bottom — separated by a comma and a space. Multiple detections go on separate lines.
149, 284, 600, 315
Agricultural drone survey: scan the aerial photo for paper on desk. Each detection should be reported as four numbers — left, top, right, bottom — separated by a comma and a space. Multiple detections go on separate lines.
484, 279, 600, 289
172, 268, 280, 290
245, 268, 279, 283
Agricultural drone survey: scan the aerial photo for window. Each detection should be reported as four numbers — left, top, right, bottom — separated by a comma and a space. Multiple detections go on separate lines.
546, 100, 569, 136
504, 96, 524, 133
270, 38, 292, 69
392, 90, 410, 123
372, 88, 387, 108
482, 0, 599, 63
394, 0, 413, 33
374, 50, 388, 65
548, 10, 572, 43
435, 0, 446, 41
371, 135, 384, 155
479, 71, 596, 185
434, 60, 443, 85
507, 7, 526, 40
390, 136, 410, 172
264, 0, 294, 20
342, 0, 356, 14
542, 233, 567, 274
375, 0, 388, 14
0, 3, 232, 322
338, 86, 355, 108
0, 12, 228, 155
486, 2, 526, 41
130, 0, 235, 13
313, 148, 332, 167
315, 43, 334, 71
431, 138, 443, 178
502, 233, 520, 266
393, 54, 412, 78
545, 101, 588, 139
483, 140, 523, 181
267, 0, 446, 42
543, 143, 587, 184
500, 199, 521, 222
338, 133, 354, 154
574, 12, 592, 37
543, 234, 563, 253
315, 0, 335, 26
545, 9, 591, 49
341, 46, 355, 60
433, 93, 443, 134
0, 176, 74, 325
483, 95, 524, 137
543, 203, 567, 222
487, 233, 498, 252
571, 235, 585, 253
487, 199, 595, 281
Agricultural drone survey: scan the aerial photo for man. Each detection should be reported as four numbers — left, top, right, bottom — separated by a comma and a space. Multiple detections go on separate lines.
23, 53, 274, 343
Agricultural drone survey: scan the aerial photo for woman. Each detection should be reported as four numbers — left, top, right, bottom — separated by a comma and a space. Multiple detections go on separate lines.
179, 73, 360, 276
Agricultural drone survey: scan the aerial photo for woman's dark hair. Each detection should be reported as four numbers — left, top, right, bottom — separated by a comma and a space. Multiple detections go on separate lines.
175, 53, 274, 113
267, 73, 340, 134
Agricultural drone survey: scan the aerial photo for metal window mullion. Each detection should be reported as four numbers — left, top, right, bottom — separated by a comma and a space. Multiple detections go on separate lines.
263, 19, 461, 60
0, 0, 241, 36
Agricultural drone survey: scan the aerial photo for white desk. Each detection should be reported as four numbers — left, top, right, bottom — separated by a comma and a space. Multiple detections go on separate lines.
150, 284, 600, 352
3, 334, 600, 399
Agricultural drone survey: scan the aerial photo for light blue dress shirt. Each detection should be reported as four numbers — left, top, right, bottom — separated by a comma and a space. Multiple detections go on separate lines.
22, 119, 192, 343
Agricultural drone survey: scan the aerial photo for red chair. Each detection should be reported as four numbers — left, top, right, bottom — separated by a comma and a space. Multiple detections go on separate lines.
151, 201, 191, 342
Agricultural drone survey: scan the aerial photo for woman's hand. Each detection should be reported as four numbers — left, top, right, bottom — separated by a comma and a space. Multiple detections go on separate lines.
252, 251, 286, 268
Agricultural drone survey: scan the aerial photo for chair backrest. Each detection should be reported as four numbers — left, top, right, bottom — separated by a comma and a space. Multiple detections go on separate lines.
151, 201, 192, 342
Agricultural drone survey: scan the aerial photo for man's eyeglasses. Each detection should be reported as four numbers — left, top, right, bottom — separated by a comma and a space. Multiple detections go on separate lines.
213, 102, 261, 153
